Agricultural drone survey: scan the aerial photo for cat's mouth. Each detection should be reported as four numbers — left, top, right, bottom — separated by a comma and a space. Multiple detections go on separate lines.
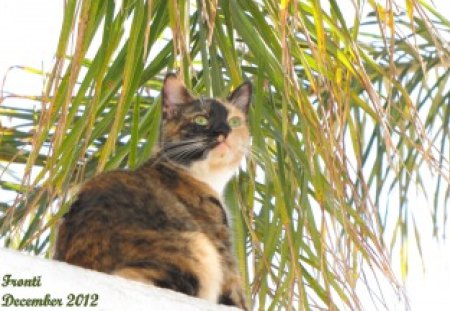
208, 138, 232, 159
210, 135, 231, 151
214, 141, 230, 152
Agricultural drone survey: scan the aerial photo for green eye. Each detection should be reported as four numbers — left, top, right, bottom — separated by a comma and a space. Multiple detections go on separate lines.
229, 116, 242, 128
193, 115, 209, 126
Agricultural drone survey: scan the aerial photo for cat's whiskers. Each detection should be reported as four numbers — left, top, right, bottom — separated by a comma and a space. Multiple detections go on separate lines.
161, 137, 209, 146
160, 138, 208, 152
234, 143, 252, 153
162, 140, 208, 153
160, 139, 209, 153
233, 143, 259, 161
166, 144, 204, 159
161, 140, 210, 162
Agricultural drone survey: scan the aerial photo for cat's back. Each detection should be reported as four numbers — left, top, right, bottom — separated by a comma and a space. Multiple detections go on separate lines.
61, 167, 164, 226
54, 161, 222, 269
72, 166, 164, 212
62, 162, 191, 221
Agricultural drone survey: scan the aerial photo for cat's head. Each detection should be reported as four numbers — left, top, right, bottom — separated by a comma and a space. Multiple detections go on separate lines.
159, 73, 252, 193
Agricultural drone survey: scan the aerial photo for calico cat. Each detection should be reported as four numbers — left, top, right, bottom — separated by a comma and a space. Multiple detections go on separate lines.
54, 73, 251, 310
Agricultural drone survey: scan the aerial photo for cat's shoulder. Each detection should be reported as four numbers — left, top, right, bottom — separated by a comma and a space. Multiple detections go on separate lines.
79, 168, 150, 193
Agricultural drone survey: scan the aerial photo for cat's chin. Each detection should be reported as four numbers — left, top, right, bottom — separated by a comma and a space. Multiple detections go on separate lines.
187, 149, 244, 194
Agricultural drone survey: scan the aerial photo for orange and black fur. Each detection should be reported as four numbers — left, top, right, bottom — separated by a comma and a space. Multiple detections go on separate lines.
54, 74, 252, 309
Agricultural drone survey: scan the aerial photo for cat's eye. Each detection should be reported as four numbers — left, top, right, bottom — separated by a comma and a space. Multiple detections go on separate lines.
193, 115, 209, 126
228, 116, 242, 128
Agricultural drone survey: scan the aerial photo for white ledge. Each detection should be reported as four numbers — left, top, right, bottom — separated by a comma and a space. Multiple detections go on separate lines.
0, 248, 240, 311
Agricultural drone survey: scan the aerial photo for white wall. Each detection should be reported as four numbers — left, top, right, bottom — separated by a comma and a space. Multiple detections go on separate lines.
0, 248, 240, 311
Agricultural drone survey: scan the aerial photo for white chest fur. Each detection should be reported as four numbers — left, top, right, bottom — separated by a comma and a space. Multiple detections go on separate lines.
188, 159, 236, 195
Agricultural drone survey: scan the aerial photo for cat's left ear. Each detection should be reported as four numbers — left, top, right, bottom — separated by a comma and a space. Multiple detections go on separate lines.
227, 81, 252, 114
162, 73, 194, 119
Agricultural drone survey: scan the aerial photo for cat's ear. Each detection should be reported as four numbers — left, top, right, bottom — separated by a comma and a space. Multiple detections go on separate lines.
227, 81, 252, 114
162, 73, 194, 119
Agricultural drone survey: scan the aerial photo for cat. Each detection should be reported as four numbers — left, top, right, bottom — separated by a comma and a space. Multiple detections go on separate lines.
54, 73, 252, 310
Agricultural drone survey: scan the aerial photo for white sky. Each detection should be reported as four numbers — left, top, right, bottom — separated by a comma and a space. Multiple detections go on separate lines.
0, 1, 449, 310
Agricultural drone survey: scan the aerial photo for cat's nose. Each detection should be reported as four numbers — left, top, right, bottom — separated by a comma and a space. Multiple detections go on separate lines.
212, 122, 231, 137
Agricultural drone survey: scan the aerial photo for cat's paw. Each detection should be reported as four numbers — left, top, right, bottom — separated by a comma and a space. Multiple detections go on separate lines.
219, 289, 248, 310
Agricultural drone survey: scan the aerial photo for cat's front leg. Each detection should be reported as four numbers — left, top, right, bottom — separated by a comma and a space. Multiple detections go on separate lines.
219, 273, 248, 310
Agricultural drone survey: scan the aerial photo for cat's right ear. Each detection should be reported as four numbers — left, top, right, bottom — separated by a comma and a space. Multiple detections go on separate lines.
162, 73, 194, 119
227, 81, 252, 114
